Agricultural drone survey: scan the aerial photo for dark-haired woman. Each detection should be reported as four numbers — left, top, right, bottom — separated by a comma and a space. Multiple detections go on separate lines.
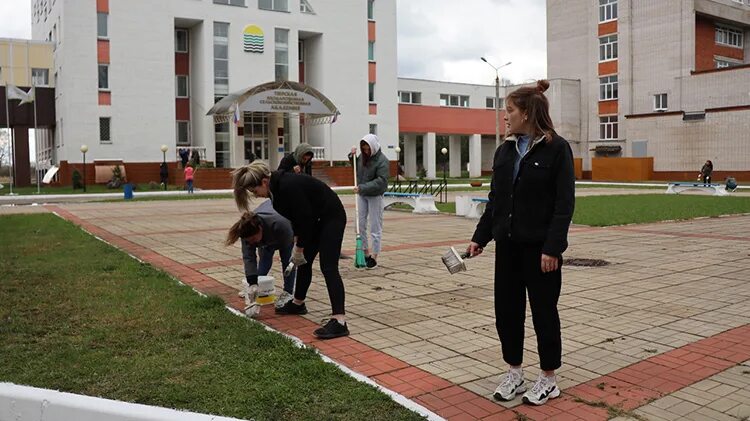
231, 161, 349, 340
467, 80, 575, 406
699, 160, 713, 184
225, 200, 296, 318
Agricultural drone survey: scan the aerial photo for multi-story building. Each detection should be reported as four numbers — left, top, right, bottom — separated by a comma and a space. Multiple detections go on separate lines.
0, 38, 55, 187
30, 0, 398, 176
548, 0, 750, 180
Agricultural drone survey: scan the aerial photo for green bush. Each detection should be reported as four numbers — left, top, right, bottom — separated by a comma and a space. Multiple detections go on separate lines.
72, 169, 82, 189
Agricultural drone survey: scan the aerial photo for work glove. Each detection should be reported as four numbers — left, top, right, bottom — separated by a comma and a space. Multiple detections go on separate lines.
291, 247, 307, 267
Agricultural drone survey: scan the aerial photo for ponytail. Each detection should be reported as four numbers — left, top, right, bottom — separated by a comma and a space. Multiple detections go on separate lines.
225, 212, 262, 246
231, 161, 271, 212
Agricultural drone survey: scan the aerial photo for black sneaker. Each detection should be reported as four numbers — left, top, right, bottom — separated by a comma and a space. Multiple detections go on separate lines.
314, 319, 350, 339
275, 300, 308, 315
366, 256, 378, 269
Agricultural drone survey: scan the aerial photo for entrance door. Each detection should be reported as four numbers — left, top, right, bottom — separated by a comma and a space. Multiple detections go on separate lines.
243, 112, 269, 163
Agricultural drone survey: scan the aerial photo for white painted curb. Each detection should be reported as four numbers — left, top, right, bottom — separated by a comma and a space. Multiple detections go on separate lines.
0, 383, 247, 421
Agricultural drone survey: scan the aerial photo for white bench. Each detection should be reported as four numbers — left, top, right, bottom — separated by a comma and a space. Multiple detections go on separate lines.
666, 182, 728, 196
383, 192, 439, 214
466, 197, 489, 219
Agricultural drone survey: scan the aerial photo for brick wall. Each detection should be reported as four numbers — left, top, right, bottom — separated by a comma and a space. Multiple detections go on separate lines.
592, 157, 654, 181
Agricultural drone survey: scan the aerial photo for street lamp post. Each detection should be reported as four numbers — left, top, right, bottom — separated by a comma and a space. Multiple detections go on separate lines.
160, 144, 168, 191
441, 147, 448, 203
80, 145, 88, 192
394, 146, 402, 183
481, 58, 512, 147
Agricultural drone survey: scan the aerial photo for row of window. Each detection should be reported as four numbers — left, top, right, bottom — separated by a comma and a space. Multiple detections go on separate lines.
212, 0, 317, 14
0, 67, 50, 86
398, 91, 506, 109
95, 117, 190, 145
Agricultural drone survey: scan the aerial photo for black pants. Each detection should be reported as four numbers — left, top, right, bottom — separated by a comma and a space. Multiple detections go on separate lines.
495, 241, 562, 371
294, 213, 346, 315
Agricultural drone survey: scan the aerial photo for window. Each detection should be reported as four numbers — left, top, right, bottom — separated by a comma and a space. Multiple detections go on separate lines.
300, 0, 314, 13
599, 0, 617, 23
599, 116, 618, 140
100, 117, 111, 143
176, 121, 190, 145
275, 28, 289, 81
599, 34, 618, 61
176, 75, 189, 97
259, 0, 288, 12
715, 25, 743, 48
367, 0, 374, 20
399, 91, 421, 104
97, 12, 108, 38
215, 122, 230, 167
440, 94, 470, 108
369, 124, 377, 135
368, 82, 375, 102
599, 75, 618, 100
654, 93, 667, 111
98, 65, 109, 90
214, 0, 245, 6
486, 97, 504, 109
175, 29, 188, 52
368, 41, 375, 61
214, 22, 229, 96
32, 68, 49, 86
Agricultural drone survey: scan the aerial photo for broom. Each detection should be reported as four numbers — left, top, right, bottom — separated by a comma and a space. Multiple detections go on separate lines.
353, 150, 367, 268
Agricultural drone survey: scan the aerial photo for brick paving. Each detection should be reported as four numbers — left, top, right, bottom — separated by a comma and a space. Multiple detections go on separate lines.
18, 193, 750, 421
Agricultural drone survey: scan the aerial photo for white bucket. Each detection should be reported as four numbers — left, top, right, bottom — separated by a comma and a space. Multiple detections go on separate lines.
256, 275, 276, 305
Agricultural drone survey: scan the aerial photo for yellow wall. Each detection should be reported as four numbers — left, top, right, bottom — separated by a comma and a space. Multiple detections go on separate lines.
0, 39, 54, 87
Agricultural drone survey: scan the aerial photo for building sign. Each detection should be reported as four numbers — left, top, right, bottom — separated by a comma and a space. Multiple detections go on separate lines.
240, 89, 333, 114
243, 25, 264, 53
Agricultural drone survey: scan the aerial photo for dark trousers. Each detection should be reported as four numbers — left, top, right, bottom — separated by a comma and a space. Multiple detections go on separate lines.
295, 214, 346, 315
494, 241, 562, 371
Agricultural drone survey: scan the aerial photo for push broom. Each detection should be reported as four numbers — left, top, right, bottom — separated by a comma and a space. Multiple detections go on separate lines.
353, 150, 367, 268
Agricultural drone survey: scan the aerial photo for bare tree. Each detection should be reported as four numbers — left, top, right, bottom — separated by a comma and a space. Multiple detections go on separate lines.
0, 129, 9, 169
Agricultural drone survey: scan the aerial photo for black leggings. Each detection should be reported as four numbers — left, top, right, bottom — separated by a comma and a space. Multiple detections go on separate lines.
294, 215, 346, 315
494, 241, 562, 371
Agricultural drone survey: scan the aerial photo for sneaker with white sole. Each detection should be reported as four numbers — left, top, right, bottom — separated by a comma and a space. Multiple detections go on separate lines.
243, 285, 260, 318
522, 374, 560, 405
275, 291, 293, 309
493, 368, 526, 401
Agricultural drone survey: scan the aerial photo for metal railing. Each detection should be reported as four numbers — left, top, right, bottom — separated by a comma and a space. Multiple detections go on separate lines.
388, 178, 449, 202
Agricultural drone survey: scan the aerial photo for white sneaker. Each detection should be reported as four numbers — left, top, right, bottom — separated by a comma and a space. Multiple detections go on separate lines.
522, 374, 560, 406
493, 368, 526, 401
275, 291, 293, 309
243, 285, 260, 318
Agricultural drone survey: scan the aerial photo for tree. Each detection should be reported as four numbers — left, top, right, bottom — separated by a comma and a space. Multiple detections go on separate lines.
0, 130, 9, 178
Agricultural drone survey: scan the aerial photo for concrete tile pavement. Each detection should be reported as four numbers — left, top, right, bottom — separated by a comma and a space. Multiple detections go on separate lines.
28, 195, 750, 420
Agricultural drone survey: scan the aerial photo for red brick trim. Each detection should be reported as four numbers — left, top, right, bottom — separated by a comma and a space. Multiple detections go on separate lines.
705, 104, 750, 113
624, 111, 683, 119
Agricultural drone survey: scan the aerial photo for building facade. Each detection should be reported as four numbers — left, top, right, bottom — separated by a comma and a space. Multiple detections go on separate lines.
31, 0, 398, 172
548, 0, 750, 179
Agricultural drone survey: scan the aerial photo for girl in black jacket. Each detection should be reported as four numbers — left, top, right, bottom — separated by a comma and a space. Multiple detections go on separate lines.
232, 161, 349, 340
467, 80, 575, 406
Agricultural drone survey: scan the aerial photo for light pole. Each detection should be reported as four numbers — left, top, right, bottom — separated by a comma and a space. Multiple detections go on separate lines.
441, 147, 448, 203
481, 58, 512, 147
160, 144, 168, 191
394, 146, 401, 182
80, 145, 88, 192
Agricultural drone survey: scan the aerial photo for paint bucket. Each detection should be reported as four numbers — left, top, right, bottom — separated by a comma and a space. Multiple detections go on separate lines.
256, 275, 276, 305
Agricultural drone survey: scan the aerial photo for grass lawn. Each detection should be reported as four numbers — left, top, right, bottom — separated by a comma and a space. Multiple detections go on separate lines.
1, 183, 186, 196
0, 214, 424, 421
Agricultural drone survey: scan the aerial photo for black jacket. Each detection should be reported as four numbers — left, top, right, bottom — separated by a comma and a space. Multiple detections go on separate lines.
269, 171, 346, 248
278, 154, 312, 175
471, 133, 575, 257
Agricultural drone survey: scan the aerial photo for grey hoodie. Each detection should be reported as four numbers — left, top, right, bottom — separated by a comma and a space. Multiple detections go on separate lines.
241, 199, 294, 282
352, 134, 390, 196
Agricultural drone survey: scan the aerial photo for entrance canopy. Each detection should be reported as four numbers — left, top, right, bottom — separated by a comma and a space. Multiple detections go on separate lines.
207, 80, 340, 125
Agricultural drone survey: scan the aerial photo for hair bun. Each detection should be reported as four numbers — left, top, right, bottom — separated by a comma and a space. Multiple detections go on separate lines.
537, 80, 550, 93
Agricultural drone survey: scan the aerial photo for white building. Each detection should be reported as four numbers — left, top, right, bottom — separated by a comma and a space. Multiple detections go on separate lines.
31, 0, 398, 171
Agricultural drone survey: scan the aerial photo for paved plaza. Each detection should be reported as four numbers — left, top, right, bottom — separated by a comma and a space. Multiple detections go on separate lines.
11, 192, 749, 420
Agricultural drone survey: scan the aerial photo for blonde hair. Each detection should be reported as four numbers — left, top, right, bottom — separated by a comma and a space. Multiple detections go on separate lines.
231, 161, 271, 212
225, 212, 262, 246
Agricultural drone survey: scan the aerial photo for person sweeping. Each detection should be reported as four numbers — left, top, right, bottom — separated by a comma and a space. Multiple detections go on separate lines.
231, 161, 349, 339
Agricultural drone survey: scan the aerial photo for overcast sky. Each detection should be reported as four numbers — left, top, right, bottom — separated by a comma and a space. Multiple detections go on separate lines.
0, 0, 546, 85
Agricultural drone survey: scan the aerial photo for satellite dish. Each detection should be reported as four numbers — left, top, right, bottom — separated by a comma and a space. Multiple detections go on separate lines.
42, 165, 60, 184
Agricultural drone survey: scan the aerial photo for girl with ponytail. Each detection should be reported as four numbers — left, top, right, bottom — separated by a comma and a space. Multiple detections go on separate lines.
467, 80, 575, 406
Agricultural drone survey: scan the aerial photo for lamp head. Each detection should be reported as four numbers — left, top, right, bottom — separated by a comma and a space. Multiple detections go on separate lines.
80, 145, 88, 153
395, 146, 401, 153
160, 144, 169, 153
441, 147, 448, 155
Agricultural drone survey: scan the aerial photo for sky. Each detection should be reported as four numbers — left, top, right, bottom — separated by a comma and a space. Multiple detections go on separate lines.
0, 0, 547, 85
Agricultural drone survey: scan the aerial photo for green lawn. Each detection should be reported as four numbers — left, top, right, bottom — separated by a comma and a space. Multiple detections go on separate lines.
1, 183, 186, 196
0, 214, 424, 421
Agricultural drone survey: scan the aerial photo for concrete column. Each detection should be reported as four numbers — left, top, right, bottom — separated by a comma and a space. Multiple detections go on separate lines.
469, 134, 482, 178
425, 132, 436, 179
449, 135, 461, 177
404, 134, 417, 178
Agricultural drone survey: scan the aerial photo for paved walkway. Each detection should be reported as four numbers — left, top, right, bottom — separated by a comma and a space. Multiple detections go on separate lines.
20, 196, 750, 420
